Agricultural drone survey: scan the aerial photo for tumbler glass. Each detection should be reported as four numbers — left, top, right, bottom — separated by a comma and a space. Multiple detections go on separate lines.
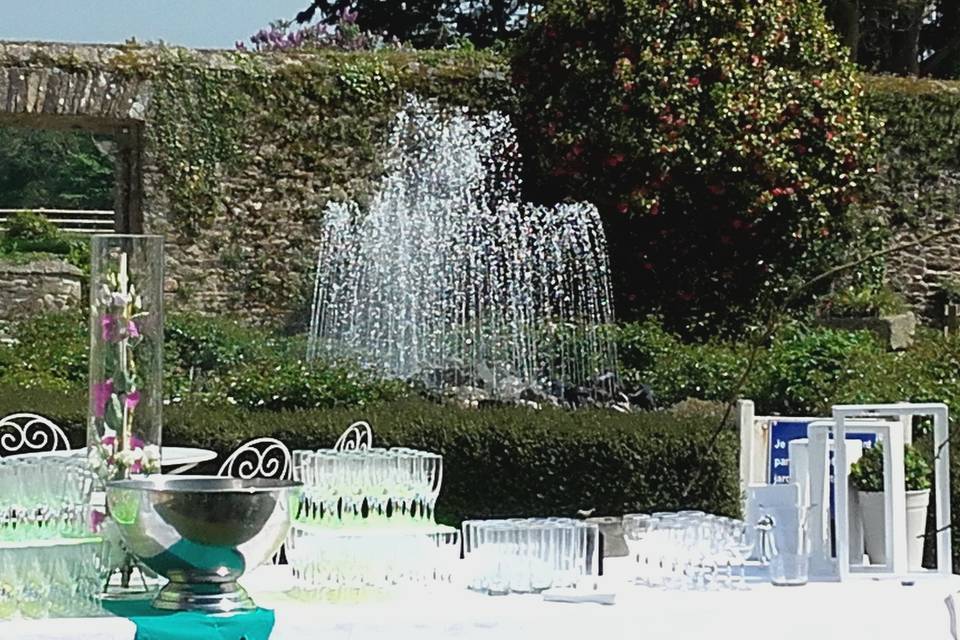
769, 553, 809, 586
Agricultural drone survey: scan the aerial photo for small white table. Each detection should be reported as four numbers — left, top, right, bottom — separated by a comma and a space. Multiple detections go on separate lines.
8, 446, 218, 474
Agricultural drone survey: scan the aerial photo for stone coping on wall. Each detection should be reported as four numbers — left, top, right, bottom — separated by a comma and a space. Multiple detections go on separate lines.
0, 258, 83, 277
0, 258, 84, 320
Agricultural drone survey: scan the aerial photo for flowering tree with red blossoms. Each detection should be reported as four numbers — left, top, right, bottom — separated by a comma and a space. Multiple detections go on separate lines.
514, 0, 875, 334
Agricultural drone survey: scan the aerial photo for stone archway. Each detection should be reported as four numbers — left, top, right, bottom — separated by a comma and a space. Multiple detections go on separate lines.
0, 45, 149, 233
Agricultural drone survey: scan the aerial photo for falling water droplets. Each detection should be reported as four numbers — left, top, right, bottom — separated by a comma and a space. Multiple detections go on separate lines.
307, 95, 618, 397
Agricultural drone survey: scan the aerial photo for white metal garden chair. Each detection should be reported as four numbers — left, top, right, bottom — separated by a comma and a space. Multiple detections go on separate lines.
217, 437, 292, 480
0, 413, 70, 457
334, 420, 372, 451
218, 437, 293, 565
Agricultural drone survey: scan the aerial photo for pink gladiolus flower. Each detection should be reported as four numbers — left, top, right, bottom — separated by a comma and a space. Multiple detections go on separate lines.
130, 435, 144, 449
102, 435, 116, 447
90, 509, 106, 533
126, 390, 141, 411
130, 459, 143, 474
100, 315, 116, 341
100, 316, 139, 341
94, 380, 114, 418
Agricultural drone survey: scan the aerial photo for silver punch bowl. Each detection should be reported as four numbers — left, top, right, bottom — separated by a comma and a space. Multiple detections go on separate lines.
106, 476, 302, 613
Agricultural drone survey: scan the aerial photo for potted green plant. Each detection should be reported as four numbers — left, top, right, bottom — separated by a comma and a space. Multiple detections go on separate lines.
849, 442, 931, 570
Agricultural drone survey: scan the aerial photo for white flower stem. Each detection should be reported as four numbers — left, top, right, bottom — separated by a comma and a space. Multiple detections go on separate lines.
118, 251, 131, 461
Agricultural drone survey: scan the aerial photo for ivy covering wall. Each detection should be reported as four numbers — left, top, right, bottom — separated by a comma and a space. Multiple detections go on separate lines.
860, 75, 960, 317
128, 49, 514, 325
862, 76, 960, 227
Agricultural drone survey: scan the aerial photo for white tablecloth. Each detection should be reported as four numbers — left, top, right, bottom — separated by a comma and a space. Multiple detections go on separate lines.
4, 561, 960, 640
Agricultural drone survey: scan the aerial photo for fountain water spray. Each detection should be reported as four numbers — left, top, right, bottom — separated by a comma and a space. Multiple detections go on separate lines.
307, 96, 617, 399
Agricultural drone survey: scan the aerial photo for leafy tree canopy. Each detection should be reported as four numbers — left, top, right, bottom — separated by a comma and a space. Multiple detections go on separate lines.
292, 0, 959, 78
294, 0, 537, 48
0, 127, 114, 210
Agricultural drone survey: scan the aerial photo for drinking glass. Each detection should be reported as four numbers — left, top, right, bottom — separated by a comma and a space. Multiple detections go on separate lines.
484, 523, 512, 595
18, 555, 51, 619
769, 553, 809, 586
679, 516, 703, 590
767, 511, 810, 587
729, 519, 756, 589
316, 451, 340, 524
622, 513, 653, 582
656, 516, 684, 589
422, 453, 443, 522
529, 522, 556, 592
463, 519, 490, 591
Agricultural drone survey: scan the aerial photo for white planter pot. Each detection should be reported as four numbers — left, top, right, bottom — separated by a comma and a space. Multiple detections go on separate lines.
858, 489, 930, 570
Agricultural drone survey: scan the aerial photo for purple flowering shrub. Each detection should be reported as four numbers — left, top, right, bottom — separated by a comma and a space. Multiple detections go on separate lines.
237, 9, 399, 52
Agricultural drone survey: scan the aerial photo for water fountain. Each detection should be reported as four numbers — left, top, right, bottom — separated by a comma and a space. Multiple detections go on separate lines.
307, 96, 618, 402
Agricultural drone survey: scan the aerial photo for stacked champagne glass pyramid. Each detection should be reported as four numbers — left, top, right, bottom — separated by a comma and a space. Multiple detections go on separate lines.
0, 457, 115, 619
286, 422, 459, 595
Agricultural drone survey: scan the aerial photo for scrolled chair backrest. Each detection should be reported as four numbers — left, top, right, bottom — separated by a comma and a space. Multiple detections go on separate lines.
333, 420, 373, 452
217, 437, 292, 480
0, 413, 70, 457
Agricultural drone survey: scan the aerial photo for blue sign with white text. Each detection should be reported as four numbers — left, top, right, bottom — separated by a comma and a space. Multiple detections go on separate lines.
768, 421, 811, 485
768, 420, 878, 489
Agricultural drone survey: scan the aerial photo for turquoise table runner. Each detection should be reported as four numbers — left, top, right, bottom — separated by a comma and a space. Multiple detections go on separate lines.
104, 599, 275, 640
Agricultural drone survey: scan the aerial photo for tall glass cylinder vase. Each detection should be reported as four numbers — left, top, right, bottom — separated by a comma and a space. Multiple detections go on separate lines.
87, 235, 164, 482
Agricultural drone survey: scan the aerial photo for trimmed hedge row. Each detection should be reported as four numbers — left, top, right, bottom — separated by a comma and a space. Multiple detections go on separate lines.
0, 388, 740, 525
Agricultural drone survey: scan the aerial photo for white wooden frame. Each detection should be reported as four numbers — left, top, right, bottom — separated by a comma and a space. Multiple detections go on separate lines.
738, 399, 909, 500
805, 419, 889, 577
738, 400, 822, 504
831, 403, 951, 579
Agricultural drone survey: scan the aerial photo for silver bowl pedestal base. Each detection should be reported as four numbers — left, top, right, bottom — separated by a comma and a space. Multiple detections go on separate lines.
106, 477, 302, 615
152, 579, 256, 613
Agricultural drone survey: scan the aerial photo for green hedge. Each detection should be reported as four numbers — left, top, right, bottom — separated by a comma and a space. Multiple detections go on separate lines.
9, 312, 959, 419
0, 211, 90, 272
616, 319, 889, 415
0, 388, 740, 525
0, 312, 407, 409
8, 385, 960, 569
861, 76, 960, 229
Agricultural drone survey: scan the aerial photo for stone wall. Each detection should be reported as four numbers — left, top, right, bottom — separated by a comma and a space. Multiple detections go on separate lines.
885, 225, 960, 324
863, 78, 960, 326
0, 259, 83, 320
877, 171, 960, 325
0, 41, 509, 326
